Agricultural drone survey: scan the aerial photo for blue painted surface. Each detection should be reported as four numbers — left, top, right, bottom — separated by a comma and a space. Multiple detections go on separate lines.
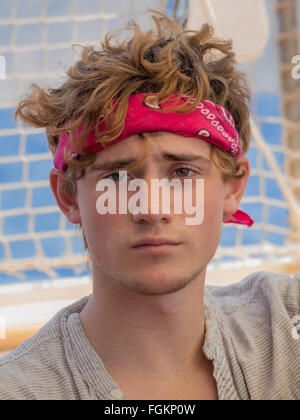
0, 162, 23, 183
0, 25, 12, 47
29, 160, 53, 182
41, 237, 66, 258
71, 235, 86, 254
244, 176, 260, 197
3, 215, 29, 235
10, 240, 36, 259
0, 108, 17, 129
0, 135, 20, 156
256, 93, 281, 117
31, 187, 56, 207
25, 133, 49, 154
0, 243, 4, 260
0, 0, 12, 19
1, 189, 26, 210
260, 123, 283, 145
34, 212, 60, 232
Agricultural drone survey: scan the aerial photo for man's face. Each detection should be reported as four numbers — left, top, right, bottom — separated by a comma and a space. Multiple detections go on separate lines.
75, 132, 234, 295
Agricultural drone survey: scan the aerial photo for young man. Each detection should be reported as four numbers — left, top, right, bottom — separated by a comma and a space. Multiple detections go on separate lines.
0, 11, 299, 400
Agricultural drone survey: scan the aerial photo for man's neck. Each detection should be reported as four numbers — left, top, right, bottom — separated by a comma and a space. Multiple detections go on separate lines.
78, 269, 208, 382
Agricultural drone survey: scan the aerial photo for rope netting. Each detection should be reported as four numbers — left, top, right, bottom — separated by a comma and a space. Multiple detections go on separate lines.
212, 0, 300, 268
275, 0, 300, 242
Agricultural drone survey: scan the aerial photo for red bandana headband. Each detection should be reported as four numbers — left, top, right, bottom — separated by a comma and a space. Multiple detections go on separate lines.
54, 93, 254, 227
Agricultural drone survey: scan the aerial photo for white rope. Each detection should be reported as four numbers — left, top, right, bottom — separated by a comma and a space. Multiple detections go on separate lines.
250, 116, 300, 221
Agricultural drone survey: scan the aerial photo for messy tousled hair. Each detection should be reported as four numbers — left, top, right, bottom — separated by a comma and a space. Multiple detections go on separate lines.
15, 9, 251, 250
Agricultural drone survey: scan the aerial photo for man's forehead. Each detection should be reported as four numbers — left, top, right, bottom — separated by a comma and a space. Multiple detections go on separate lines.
87, 144, 213, 175
92, 132, 212, 165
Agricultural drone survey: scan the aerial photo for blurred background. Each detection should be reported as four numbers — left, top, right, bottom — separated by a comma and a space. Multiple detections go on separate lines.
0, 0, 300, 352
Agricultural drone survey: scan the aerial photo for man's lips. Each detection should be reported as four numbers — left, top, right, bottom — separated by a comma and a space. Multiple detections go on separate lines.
131, 238, 182, 255
131, 238, 181, 247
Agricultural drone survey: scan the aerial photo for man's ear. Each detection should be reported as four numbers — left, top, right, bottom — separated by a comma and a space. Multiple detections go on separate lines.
49, 168, 81, 224
223, 156, 250, 222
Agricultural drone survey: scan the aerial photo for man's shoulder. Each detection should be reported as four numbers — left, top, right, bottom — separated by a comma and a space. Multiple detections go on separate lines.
0, 314, 65, 399
205, 271, 300, 399
0, 296, 90, 400
206, 270, 300, 316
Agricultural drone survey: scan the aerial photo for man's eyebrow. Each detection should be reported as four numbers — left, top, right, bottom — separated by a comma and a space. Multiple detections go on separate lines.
88, 152, 212, 172
87, 158, 137, 172
161, 152, 212, 165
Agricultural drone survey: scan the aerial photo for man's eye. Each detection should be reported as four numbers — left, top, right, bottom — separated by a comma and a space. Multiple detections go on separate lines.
102, 168, 197, 181
103, 171, 130, 182
173, 167, 196, 177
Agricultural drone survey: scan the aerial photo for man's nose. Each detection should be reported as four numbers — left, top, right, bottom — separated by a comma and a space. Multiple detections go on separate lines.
130, 173, 174, 225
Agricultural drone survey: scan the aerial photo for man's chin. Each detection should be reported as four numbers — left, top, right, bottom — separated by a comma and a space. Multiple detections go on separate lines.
124, 274, 197, 296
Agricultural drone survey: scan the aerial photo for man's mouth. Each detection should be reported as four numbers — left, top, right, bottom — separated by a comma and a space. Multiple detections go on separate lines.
131, 237, 181, 247
131, 238, 182, 255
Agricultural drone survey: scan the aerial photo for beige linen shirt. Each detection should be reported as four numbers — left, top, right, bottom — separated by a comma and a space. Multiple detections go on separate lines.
0, 271, 299, 400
